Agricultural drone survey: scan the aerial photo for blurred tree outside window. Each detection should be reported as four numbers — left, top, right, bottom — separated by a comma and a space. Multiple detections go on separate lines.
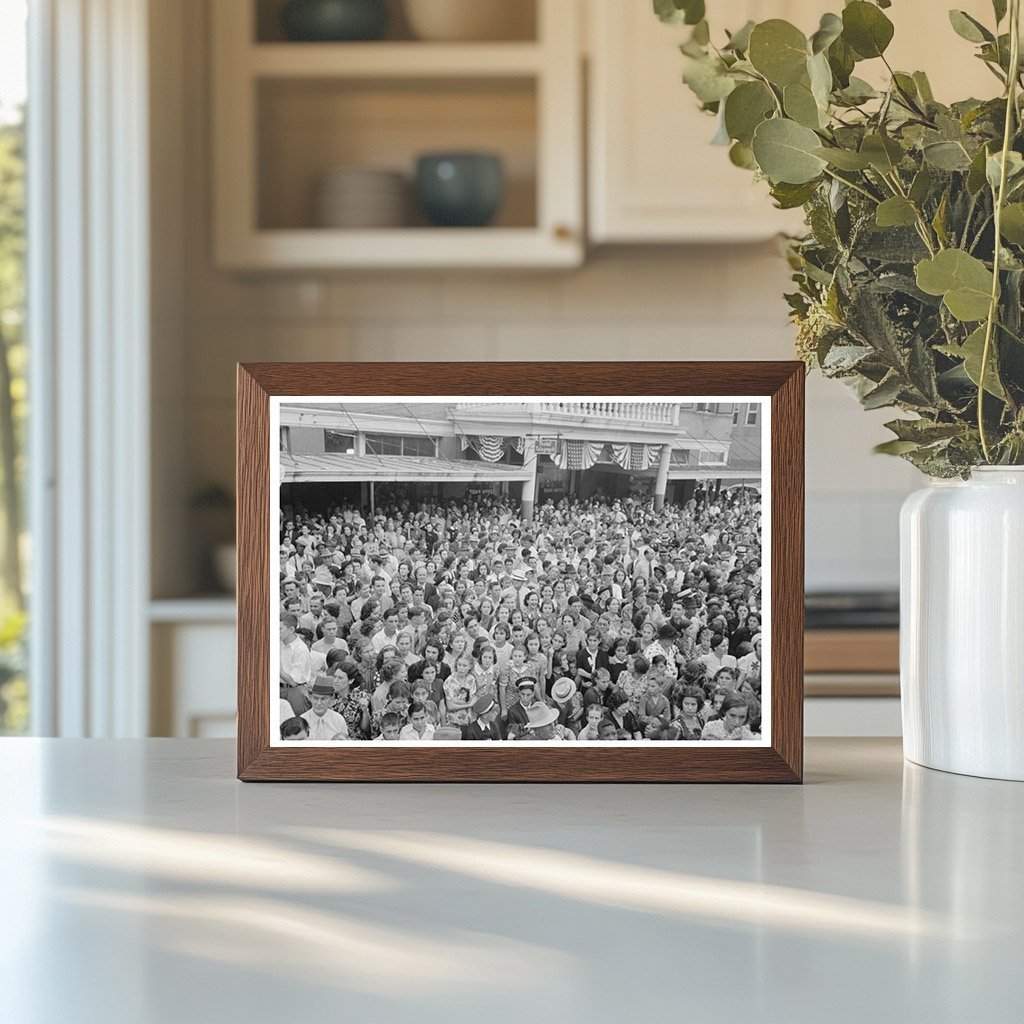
0, 0, 28, 734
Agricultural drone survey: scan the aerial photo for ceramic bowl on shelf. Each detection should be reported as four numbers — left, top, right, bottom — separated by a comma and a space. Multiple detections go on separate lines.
414, 152, 504, 227
402, 0, 533, 42
281, 0, 388, 42
315, 167, 408, 229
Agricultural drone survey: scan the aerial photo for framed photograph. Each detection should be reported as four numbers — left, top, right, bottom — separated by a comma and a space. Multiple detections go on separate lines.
238, 362, 804, 782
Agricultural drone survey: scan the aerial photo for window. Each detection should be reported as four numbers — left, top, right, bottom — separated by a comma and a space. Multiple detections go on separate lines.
366, 434, 437, 457
365, 434, 402, 456
746, 406, 759, 426
698, 449, 727, 466
403, 435, 438, 457
0, 0, 27, 734
324, 430, 356, 454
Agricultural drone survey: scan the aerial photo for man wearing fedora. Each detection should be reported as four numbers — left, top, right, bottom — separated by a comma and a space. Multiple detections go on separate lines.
301, 676, 349, 740
521, 702, 574, 741
463, 693, 504, 740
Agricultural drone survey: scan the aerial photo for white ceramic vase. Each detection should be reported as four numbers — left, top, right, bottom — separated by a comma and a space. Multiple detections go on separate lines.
901, 467, 1024, 781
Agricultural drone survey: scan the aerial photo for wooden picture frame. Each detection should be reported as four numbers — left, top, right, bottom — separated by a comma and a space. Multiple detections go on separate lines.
238, 362, 804, 782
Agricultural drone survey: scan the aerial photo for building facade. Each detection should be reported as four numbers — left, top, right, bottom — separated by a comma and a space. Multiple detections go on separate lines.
280, 401, 761, 516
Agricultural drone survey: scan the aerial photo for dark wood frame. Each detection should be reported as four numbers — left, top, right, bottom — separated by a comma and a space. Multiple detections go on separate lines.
237, 362, 804, 782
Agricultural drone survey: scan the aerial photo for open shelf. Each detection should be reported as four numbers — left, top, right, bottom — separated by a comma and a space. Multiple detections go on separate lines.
254, 0, 538, 44
249, 41, 544, 77
213, 0, 582, 268
257, 76, 538, 232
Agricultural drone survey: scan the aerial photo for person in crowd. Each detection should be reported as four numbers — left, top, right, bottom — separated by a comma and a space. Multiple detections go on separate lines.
373, 712, 403, 741
280, 716, 309, 741
671, 684, 706, 740
606, 688, 643, 740
463, 693, 504, 740
700, 691, 759, 741
576, 701, 608, 741
520, 702, 574, 741
549, 677, 585, 735
277, 486, 763, 743
399, 701, 435, 741
638, 672, 671, 731
302, 677, 349, 740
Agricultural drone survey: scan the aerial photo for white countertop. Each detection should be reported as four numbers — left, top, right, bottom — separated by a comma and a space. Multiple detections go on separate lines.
0, 738, 1018, 1023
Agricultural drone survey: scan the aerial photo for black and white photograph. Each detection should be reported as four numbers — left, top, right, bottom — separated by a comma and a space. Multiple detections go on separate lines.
271, 397, 769, 745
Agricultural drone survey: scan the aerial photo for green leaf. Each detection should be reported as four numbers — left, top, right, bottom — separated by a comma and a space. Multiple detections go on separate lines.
729, 140, 757, 169
748, 20, 809, 87
922, 140, 973, 171
723, 81, 775, 144
784, 80, 824, 129
940, 325, 1006, 398
653, 0, 705, 26
842, 1, 895, 59
862, 374, 903, 409
986, 150, 1024, 191
810, 12, 843, 54
808, 51, 833, 109
828, 38, 855, 89
724, 20, 755, 53
874, 439, 922, 455
909, 164, 933, 205
948, 10, 994, 44
751, 118, 828, 184
682, 57, 736, 104
913, 71, 935, 104
770, 180, 820, 209
915, 249, 994, 322
1000, 203, 1024, 245
884, 418, 963, 443
967, 144, 991, 194
814, 146, 872, 170
876, 197, 918, 228
860, 133, 904, 173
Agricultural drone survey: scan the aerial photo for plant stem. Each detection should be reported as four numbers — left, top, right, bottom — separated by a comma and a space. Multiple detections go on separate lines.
821, 167, 881, 205
979, 0, 1021, 462
884, 171, 939, 254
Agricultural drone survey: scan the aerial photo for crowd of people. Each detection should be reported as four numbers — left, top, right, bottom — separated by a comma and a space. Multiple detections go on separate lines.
278, 486, 764, 743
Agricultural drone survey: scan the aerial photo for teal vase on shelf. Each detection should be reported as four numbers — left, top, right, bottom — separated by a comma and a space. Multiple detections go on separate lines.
415, 153, 505, 228
280, 0, 388, 42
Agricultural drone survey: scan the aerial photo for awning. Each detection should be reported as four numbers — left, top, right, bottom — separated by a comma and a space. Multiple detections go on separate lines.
667, 468, 762, 481
281, 452, 535, 484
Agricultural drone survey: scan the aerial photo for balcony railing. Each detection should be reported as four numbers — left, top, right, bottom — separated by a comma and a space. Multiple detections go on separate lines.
535, 401, 679, 425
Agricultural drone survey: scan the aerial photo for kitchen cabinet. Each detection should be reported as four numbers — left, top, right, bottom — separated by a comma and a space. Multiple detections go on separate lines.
587, 0, 998, 244
588, 0, 811, 243
212, 0, 583, 269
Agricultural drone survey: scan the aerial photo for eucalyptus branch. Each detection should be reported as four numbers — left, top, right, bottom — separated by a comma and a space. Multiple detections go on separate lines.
822, 167, 881, 205
978, 0, 1021, 462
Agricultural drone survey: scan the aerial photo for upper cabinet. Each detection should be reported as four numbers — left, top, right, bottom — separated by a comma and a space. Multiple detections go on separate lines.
587, 0, 814, 244
211, 0, 584, 269
586, 0, 999, 245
